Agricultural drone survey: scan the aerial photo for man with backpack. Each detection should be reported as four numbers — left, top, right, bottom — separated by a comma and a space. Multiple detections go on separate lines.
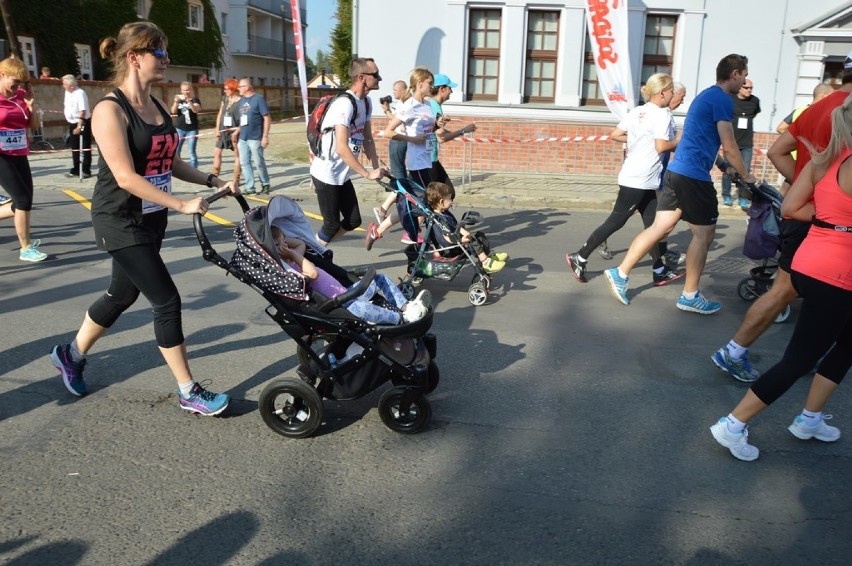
310, 57, 387, 245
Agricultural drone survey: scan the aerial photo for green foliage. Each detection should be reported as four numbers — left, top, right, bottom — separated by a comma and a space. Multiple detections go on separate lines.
0, 0, 138, 79
329, 0, 350, 84
148, 0, 224, 70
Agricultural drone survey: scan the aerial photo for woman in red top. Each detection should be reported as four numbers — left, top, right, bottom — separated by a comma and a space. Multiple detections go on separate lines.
710, 93, 852, 461
0, 56, 46, 261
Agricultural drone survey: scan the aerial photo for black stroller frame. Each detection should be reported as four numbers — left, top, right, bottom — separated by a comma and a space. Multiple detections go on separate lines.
194, 190, 440, 438
377, 177, 494, 306
736, 180, 791, 323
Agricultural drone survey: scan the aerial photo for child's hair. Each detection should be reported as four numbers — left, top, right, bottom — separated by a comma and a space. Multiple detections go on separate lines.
426, 181, 455, 210
270, 225, 284, 243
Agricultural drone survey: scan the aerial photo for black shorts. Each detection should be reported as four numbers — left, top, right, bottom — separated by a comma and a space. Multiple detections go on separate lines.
778, 218, 810, 272
657, 170, 719, 225
215, 134, 234, 150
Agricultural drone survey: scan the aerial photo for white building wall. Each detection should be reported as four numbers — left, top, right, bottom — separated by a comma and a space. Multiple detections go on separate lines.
355, 0, 849, 133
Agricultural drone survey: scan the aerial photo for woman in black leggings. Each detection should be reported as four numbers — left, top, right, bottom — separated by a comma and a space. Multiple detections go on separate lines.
48, 22, 236, 416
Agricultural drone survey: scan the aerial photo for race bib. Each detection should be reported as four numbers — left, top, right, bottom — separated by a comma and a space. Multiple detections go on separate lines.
737, 117, 749, 130
142, 171, 173, 214
0, 129, 26, 152
223, 115, 233, 128
426, 133, 436, 151
349, 137, 363, 155
240, 114, 248, 127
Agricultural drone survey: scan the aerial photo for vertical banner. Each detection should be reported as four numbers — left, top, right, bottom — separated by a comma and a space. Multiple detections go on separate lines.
290, 0, 309, 120
584, 0, 634, 121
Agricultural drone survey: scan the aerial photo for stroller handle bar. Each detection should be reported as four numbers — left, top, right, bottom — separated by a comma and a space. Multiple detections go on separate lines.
193, 190, 250, 271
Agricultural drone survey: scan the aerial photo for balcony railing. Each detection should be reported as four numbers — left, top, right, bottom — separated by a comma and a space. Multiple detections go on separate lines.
246, 0, 306, 21
245, 34, 284, 58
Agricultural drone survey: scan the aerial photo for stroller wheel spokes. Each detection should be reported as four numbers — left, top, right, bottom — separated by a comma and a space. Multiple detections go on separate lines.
259, 378, 324, 438
398, 281, 416, 300
737, 278, 761, 301
378, 387, 431, 434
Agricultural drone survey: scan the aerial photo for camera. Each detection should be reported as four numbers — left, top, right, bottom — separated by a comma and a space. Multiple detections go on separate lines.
379, 95, 392, 105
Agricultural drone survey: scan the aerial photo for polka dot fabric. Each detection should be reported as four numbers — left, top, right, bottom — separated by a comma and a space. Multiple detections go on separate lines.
230, 212, 306, 300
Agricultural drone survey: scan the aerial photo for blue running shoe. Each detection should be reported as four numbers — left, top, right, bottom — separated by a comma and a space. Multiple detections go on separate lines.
604, 267, 629, 305
50, 344, 87, 396
711, 347, 759, 382
676, 292, 720, 314
0, 193, 10, 205
722, 195, 733, 207
178, 382, 230, 416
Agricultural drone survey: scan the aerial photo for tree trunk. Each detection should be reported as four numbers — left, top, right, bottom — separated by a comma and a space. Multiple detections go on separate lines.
0, 0, 20, 59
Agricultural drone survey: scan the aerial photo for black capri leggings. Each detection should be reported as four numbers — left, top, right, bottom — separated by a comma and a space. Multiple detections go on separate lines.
751, 271, 852, 406
0, 154, 34, 211
87, 243, 184, 348
578, 185, 663, 263
313, 177, 361, 242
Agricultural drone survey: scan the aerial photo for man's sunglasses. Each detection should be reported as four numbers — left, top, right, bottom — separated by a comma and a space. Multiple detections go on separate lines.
361, 71, 381, 79
145, 48, 169, 60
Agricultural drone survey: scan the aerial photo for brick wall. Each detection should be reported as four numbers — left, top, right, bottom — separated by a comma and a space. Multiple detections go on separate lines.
372, 115, 782, 183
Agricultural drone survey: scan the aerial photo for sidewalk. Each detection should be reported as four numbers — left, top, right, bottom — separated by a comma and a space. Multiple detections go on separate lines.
28, 122, 753, 220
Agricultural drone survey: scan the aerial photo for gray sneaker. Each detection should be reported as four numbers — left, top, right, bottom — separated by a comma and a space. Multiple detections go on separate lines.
788, 415, 840, 442
710, 418, 759, 461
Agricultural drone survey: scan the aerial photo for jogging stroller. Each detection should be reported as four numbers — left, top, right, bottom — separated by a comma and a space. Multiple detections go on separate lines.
736, 180, 791, 323
194, 191, 439, 438
377, 177, 497, 306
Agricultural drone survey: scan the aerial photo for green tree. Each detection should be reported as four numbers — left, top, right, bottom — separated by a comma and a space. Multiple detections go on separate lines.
328, 0, 350, 84
147, 0, 224, 71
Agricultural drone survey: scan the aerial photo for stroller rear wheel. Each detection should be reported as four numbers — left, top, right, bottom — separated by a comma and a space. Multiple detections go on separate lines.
378, 386, 431, 434
426, 361, 440, 394
259, 377, 324, 438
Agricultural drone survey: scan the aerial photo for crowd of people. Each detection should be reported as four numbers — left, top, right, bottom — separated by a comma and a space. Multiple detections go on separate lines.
3, 24, 851, 457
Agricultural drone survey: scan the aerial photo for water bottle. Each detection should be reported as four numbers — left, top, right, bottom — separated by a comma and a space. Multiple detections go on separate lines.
417, 259, 433, 277
327, 353, 338, 368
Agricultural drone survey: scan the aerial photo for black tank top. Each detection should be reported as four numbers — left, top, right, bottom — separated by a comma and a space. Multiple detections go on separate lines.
91, 88, 178, 251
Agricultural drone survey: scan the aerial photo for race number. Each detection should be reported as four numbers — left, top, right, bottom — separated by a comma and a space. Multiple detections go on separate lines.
0, 129, 26, 152
142, 171, 173, 214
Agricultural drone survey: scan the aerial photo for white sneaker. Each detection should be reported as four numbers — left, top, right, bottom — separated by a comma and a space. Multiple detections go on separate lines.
788, 415, 840, 442
710, 418, 759, 461
402, 290, 431, 323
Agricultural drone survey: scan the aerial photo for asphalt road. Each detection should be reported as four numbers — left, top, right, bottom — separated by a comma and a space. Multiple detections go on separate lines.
1, 177, 850, 565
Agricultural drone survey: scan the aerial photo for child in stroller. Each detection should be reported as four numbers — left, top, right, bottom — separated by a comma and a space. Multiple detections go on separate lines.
270, 225, 431, 325
195, 193, 440, 438
736, 180, 792, 323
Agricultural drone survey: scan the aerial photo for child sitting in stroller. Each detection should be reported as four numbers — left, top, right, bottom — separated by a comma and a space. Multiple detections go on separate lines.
271, 226, 430, 325
426, 181, 508, 273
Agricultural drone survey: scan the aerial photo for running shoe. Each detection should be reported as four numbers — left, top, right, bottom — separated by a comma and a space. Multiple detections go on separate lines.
260, 184, 271, 195
364, 221, 381, 251
676, 292, 720, 314
50, 344, 87, 396
653, 267, 685, 287
403, 290, 431, 323
722, 195, 733, 206
20, 242, 47, 262
788, 415, 840, 442
565, 252, 588, 283
482, 257, 506, 273
739, 197, 750, 211
401, 233, 423, 245
597, 240, 613, 260
604, 267, 629, 305
710, 418, 759, 461
490, 251, 509, 262
711, 347, 760, 383
663, 250, 685, 269
178, 382, 230, 416
373, 206, 388, 223
0, 193, 10, 205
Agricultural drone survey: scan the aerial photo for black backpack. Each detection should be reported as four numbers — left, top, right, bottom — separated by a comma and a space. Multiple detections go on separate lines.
306, 92, 370, 158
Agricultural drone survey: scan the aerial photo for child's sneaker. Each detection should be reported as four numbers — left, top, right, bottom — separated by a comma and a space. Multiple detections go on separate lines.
710, 418, 759, 461
482, 257, 506, 273
364, 221, 382, 251
490, 251, 509, 262
403, 300, 428, 323
50, 344, 87, 396
178, 382, 230, 416
788, 414, 840, 442
20, 242, 47, 262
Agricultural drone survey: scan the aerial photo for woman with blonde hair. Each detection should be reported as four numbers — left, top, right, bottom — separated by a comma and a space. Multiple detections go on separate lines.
211, 77, 241, 186
710, 93, 852, 461
0, 56, 46, 261
566, 72, 681, 285
49, 22, 237, 415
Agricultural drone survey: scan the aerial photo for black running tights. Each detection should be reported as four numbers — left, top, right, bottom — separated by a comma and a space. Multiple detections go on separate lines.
751, 272, 852, 406
88, 243, 184, 348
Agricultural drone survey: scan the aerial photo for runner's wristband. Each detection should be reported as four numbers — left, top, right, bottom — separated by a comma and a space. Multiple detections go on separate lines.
206, 174, 216, 188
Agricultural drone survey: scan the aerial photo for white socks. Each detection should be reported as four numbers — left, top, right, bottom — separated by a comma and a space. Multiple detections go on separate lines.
178, 381, 196, 399
725, 414, 747, 434
725, 340, 748, 360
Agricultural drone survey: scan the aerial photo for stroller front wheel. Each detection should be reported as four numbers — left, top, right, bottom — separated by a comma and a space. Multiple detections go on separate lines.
378, 387, 431, 434
259, 378, 324, 439
399, 281, 416, 300
468, 282, 488, 306
737, 278, 760, 301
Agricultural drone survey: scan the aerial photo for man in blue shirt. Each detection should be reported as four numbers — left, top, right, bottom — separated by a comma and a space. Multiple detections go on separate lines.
605, 54, 756, 314
234, 78, 271, 194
